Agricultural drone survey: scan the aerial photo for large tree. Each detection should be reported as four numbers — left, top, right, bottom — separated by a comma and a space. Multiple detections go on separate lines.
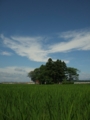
28, 58, 79, 84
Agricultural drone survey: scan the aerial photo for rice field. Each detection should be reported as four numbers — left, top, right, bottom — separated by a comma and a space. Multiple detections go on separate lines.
0, 84, 90, 120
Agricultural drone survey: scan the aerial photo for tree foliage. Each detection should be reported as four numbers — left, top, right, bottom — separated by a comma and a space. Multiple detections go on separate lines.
28, 58, 79, 84
67, 67, 79, 81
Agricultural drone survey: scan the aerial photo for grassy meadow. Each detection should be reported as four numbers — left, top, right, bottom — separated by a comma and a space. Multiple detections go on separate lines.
0, 84, 90, 120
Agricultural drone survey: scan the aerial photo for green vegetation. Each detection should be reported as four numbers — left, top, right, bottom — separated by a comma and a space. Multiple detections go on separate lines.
28, 58, 79, 84
0, 84, 90, 120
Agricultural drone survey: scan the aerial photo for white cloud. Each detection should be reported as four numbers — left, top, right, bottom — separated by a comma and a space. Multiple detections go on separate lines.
0, 66, 34, 82
49, 30, 90, 53
0, 66, 33, 74
1, 35, 49, 62
1, 29, 90, 63
0, 51, 12, 56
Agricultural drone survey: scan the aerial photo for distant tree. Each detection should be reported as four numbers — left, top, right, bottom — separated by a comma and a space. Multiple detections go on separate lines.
67, 67, 79, 81
28, 68, 40, 82
50, 59, 67, 83
28, 58, 79, 84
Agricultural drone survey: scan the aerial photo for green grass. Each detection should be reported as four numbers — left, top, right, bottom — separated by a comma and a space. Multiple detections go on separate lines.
0, 84, 90, 120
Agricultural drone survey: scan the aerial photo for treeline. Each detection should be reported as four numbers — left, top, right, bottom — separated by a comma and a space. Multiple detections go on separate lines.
28, 58, 79, 84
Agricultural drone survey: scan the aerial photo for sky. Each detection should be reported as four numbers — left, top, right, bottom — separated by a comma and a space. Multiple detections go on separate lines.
0, 0, 90, 82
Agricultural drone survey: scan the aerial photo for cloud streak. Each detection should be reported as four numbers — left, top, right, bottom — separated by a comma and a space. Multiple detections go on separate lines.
0, 66, 34, 82
0, 29, 90, 62
49, 30, 90, 53
1, 35, 49, 62
0, 66, 33, 74
0, 51, 12, 56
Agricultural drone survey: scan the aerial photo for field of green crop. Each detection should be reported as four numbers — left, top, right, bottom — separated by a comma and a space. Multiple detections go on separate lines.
0, 84, 90, 120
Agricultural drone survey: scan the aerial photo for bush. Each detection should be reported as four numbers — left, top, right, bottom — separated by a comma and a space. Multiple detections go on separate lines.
62, 79, 74, 84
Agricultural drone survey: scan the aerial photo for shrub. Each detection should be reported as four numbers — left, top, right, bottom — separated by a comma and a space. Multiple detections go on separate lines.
62, 79, 74, 84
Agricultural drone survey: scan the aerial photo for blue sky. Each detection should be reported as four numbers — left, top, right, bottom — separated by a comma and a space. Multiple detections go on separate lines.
0, 0, 90, 82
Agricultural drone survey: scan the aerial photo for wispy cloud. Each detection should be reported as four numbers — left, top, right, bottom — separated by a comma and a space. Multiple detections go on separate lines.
0, 29, 90, 63
1, 35, 49, 62
0, 66, 34, 74
0, 51, 12, 56
0, 66, 34, 82
49, 30, 90, 53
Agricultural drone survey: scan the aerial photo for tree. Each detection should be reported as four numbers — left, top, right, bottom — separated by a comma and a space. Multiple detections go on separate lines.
50, 59, 67, 83
28, 58, 79, 84
28, 68, 40, 82
67, 67, 79, 81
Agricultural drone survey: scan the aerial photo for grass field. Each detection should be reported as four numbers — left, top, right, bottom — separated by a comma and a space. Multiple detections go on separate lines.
0, 84, 90, 120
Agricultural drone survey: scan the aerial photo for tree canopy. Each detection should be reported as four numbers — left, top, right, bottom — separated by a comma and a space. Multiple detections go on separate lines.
28, 58, 79, 84
67, 67, 79, 81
